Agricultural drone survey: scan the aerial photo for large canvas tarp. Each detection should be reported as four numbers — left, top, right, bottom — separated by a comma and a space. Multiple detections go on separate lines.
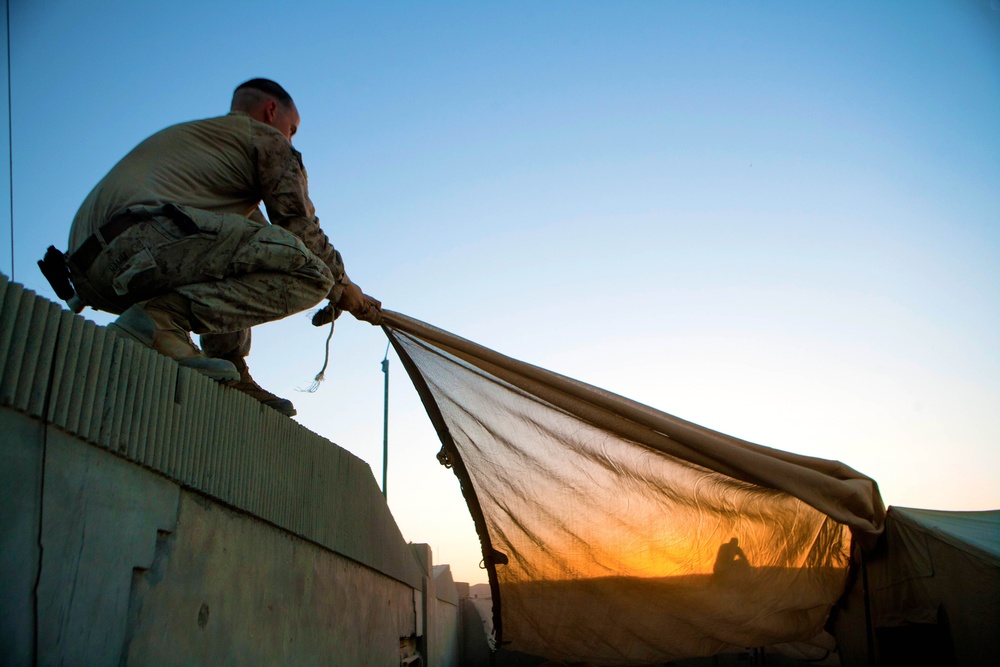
382, 311, 885, 665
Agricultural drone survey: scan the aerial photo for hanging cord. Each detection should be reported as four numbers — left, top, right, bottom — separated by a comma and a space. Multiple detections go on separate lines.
298, 302, 340, 393
299, 317, 334, 393
298, 296, 380, 393
7, 0, 14, 280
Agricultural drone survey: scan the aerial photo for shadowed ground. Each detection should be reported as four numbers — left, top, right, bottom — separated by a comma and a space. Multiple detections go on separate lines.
499, 566, 848, 665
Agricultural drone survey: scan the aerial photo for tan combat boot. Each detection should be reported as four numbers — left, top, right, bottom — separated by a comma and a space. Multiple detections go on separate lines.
108, 293, 240, 382
218, 354, 297, 417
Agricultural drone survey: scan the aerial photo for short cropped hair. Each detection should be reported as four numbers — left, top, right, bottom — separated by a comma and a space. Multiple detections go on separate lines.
231, 78, 294, 110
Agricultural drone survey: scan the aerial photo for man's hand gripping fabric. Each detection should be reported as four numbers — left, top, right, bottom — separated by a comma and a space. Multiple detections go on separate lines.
313, 278, 382, 327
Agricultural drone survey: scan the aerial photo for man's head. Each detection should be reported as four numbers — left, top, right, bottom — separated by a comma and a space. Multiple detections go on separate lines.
231, 78, 300, 142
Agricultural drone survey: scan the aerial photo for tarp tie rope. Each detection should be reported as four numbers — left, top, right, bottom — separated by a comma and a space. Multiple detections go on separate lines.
299, 314, 335, 393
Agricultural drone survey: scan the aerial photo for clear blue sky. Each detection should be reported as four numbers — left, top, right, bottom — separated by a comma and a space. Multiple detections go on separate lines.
3, 1, 998, 584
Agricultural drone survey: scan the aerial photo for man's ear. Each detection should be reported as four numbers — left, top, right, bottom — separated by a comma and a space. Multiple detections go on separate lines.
262, 99, 278, 123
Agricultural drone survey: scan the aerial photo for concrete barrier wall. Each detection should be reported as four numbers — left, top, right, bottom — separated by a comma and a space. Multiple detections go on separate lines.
431, 567, 461, 667
0, 274, 471, 665
0, 275, 424, 591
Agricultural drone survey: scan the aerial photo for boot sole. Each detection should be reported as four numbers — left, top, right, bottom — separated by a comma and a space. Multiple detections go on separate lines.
177, 357, 241, 383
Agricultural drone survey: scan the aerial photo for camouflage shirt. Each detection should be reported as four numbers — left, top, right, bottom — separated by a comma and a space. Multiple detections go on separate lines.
69, 112, 345, 284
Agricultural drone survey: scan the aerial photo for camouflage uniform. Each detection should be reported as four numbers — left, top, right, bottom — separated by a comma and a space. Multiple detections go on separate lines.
68, 112, 344, 356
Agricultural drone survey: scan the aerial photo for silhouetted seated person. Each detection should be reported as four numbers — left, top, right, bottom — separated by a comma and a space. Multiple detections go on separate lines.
714, 537, 750, 576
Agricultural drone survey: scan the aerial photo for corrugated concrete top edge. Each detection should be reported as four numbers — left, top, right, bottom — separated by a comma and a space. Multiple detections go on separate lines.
0, 273, 425, 590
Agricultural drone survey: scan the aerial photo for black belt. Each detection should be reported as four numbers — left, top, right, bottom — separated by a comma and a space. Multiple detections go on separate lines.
69, 209, 155, 272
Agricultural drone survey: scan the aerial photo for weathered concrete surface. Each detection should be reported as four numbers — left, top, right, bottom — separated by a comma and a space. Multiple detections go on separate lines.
432, 566, 461, 667
123, 490, 418, 666
37, 429, 179, 665
1, 408, 179, 666
0, 410, 44, 665
0, 410, 451, 666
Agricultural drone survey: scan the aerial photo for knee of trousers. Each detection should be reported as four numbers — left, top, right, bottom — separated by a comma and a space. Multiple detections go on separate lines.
278, 267, 334, 317
234, 226, 336, 302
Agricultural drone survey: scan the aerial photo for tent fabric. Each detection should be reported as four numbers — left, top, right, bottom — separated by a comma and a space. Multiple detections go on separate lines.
891, 507, 1000, 568
382, 311, 886, 665
834, 507, 1000, 667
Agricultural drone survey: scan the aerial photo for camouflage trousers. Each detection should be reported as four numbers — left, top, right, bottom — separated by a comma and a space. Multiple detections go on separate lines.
70, 204, 334, 357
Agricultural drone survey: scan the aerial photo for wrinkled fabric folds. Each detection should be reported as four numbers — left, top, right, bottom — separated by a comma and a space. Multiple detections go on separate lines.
382, 311, 885, 665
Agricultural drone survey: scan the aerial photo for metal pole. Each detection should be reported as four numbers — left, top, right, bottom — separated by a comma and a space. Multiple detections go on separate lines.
862, 548, 876, 666
381, 356, 389, 499
7, 0, 15, 280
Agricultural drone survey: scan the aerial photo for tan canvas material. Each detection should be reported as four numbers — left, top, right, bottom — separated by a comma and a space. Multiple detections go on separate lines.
382, 310, 886, 664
